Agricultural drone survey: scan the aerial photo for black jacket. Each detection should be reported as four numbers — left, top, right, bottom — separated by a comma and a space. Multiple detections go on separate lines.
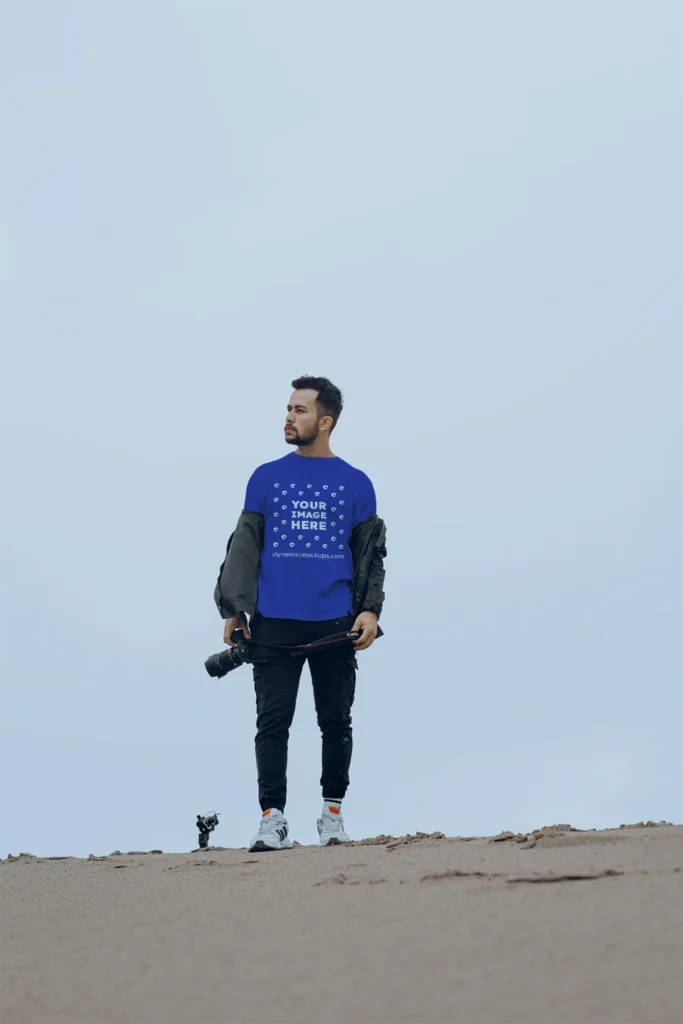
214, 511, 387, 621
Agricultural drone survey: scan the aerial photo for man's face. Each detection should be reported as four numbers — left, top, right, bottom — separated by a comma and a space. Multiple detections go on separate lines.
284, 389, 324, 446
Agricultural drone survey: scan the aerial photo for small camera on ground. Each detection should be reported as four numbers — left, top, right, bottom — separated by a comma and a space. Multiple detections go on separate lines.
197, 812, 220, 849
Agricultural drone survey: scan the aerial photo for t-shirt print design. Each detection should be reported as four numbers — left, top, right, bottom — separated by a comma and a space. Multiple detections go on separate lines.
271, 481, 347, 554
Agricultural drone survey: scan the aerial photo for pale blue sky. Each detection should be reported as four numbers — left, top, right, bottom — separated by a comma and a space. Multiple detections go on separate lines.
1, 0, 681, 857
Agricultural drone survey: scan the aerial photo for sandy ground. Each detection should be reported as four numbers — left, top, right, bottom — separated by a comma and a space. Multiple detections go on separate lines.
1, 823, 681, 1024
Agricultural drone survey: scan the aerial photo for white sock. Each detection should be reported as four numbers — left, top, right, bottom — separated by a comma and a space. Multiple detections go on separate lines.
324, 799, 342, 814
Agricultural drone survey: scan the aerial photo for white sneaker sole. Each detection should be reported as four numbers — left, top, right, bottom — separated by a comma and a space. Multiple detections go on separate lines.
249, 838, 294, 853
319, 836, 350, 847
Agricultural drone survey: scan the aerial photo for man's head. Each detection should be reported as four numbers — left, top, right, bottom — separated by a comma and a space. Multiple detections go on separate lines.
284, 376, 343, 447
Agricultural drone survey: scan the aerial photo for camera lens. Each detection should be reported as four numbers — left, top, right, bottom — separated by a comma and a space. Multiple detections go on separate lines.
204, 647, 245, 678
204, 653, 223, 677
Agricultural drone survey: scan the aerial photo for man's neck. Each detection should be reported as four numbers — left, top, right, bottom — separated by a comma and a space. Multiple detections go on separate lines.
294, 440, 335, 458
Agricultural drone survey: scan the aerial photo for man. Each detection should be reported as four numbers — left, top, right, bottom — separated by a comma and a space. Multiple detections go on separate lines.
214, 376, 387, 852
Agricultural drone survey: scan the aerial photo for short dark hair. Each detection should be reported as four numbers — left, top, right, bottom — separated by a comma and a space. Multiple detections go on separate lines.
291, 376, 344, 431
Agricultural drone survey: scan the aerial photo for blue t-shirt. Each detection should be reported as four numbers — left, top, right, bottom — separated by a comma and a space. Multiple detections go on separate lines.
244, 452, 377, 621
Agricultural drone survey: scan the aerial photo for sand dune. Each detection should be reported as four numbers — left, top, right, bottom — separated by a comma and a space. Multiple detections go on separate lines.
1, 823, 681, 1024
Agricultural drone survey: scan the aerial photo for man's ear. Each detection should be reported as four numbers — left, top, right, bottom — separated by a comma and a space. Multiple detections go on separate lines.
319, 415, 333, 435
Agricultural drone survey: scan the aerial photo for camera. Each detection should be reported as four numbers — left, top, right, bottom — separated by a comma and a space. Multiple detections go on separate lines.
204, 629, 252, 678
197, 812, 220, 849
205, 625, 374, 679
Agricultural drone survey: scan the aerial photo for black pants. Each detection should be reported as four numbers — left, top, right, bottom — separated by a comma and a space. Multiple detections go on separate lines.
250, 613, 357, 813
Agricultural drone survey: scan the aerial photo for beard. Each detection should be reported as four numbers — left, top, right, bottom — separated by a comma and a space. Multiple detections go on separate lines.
285, 422, 320, 447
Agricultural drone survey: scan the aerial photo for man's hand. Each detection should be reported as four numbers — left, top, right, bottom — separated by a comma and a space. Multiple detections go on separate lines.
223, 612, 250, 646
352, 611, 378, 652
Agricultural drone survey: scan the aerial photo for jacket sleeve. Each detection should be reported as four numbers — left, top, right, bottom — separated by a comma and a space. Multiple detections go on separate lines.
350, 516, 387, 619
213, 510, 264, 619
361, 537, 386, 619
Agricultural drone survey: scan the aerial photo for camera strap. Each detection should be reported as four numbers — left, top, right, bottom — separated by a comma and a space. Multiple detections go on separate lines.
261, 625, 384, 657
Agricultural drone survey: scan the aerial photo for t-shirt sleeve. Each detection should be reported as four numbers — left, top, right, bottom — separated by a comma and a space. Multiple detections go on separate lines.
354, 472, 377, 526
244, 468, 265, 515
